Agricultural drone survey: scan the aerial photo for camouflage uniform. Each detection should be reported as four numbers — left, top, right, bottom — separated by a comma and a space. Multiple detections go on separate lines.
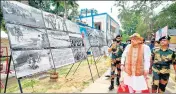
109, 43, 124, 90
151, 48, 176, 93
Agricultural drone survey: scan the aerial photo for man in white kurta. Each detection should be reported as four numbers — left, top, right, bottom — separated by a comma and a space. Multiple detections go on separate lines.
120, 33, 151, 93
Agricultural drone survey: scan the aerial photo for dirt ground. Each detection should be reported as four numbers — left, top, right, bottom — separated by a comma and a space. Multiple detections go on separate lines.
1, 56, 111, 93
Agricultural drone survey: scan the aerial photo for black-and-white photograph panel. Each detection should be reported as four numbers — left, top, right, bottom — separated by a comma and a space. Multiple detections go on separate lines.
6, 23, 49, 50
47, 30, 71, 48
98, 31, 107, 46
72, 47, 87, 62
86, 28, 99, 47
65, 19, 80, 33
70, 36, 84, 47
51, 48, 75, 68
1, 1, 45, 28
107, 33, 113, 47
12, 50, 54, 78
69, 33, 82, 38
91, 47, 101, 57
43, 11, 57, 30
56, 16, 67, 31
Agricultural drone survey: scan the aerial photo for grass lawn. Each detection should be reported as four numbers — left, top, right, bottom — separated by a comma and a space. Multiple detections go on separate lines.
1, 56, 111, 93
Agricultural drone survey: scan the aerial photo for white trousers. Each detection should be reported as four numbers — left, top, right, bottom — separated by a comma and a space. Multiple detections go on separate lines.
123, 72, 148, 91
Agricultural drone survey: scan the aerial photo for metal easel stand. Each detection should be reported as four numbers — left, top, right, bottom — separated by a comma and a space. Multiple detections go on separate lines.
89, 47, 100, 78
3, 55, 23, 93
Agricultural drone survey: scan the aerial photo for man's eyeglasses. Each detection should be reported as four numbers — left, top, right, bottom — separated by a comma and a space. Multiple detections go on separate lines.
117, 41, 120, 43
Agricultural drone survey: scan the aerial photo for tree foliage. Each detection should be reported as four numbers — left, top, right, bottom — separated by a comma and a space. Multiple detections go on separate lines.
153, 2, 176, 31
114, 1, 163, 40
0, 4, 7, 33
28, 0, 79, 20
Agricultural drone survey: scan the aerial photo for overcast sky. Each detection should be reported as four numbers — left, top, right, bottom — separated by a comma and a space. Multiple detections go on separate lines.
77, 1, 174, 27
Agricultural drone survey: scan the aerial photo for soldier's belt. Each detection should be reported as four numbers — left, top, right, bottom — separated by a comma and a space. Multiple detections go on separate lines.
152, 67, 170, 74
153, 64, 170, 69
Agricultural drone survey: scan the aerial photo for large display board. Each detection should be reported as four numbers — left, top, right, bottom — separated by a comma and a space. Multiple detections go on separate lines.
43, 11, 67, 31
69, 34, 87, 62
47, 30, 71, 48
1, 1, 109, 78
6, 23, 49, 50
79, 26, 91, 51
51, 48, 75, 68
86, 27, 100, 47
12, 49, 54, 78
86, 27, 107, 47
1, 1, 45, 28
66, 19, 80, 33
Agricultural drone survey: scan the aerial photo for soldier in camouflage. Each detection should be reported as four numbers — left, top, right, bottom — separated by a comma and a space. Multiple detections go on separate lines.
108, 35, 125, 90
115, 35, 126, 85
151, 36, 176, 93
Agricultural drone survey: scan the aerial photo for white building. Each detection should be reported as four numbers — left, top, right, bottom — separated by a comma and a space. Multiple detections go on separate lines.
78, 12, 120, 38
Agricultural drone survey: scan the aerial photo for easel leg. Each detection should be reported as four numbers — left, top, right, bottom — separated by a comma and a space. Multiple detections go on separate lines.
4, 56, 12, 93
72, 61, 82, 75
17, 78, 23, 93
92, 56, 100, 78
95, 55, 102, 63
86, 58, 94, 83
65, 63, 75, 78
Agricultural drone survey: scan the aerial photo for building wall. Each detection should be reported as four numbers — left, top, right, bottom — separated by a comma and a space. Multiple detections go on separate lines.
107, 16, 119, 37
81, 14, 106, 32
80, 13, 120, 39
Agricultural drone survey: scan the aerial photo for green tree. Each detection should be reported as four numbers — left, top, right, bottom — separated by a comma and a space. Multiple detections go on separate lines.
0, 5, 7, 33
153, 2, 176, 31
114, 1, 163, 40
28, 0, 79, 21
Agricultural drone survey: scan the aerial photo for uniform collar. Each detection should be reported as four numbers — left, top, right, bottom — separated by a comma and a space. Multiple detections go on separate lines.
160, 48, 169, 52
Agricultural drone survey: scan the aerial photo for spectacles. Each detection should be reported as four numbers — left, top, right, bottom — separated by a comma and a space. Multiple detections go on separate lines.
117, 41, 120, 43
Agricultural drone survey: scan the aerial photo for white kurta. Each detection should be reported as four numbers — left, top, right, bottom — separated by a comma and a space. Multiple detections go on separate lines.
120, 44, 151, 91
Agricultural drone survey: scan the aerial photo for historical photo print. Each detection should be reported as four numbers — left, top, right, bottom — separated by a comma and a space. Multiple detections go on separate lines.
51, 48, 75, 68
66, 19, 80, 33
1, 1, 45, 28
43, 11, 57, 30
70, 36, 84, 47
79, 26, 91, 51
98, 31, 107, 46
72, 47, 87, 62
86, 27, 100, 47
56, 16, 67, 31
91, 47, 101, 57
6, 23, 49, 50
47, 30, 71, 48
12, 50, 54, 78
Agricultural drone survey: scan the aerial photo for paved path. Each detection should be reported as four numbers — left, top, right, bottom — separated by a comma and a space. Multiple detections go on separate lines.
82, 69, 176, 93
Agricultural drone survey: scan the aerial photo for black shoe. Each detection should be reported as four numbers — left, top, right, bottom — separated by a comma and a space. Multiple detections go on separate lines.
109, 85, 114, 90
105, 75, 110, 77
